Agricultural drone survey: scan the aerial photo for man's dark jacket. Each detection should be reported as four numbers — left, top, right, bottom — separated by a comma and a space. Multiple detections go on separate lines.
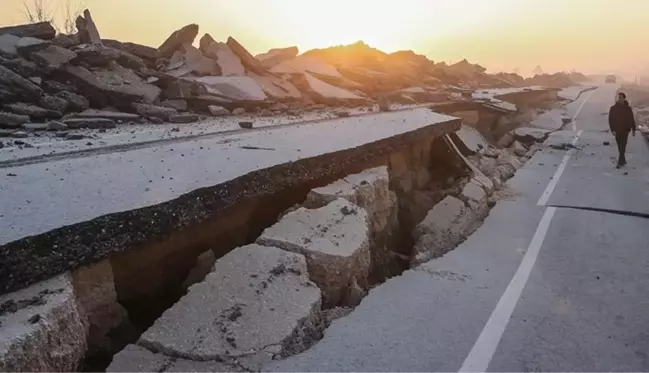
609, 101, 637, 133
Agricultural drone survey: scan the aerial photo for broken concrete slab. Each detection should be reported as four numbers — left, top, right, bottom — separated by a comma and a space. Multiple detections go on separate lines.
103, 39, 158, 61
0, 65, 43, 102
38, 94, 68, 113
76, 9, 102, 44
256, 46, 299, 69
270, 55, 343, 78
63, 117, 117, 129
513, 126, 549, 144
133, 103, 178, 120
510, 140, 528, 157
304, 167, 400, 279
226, 36, 268, 76
305, 167, 397, 237
138, 244, 321, 368
0, 22, 56, 40
4, 102, 61, 119
0, 111, 30, 128
56, 91, 90, 112
61, 64, 161, 108
248, 71, 302, 100
15, 37, 50, 55
294, 73, 367, 105
71, 44, 121, 67
160, 99, 187, 111
199, 34, 245, 76
0, 34, 20, 57
257, 198, 371, 306
66, 109, 140, 121
169, 113, 199, 123
454, 125, 489, 155
29, 45, 77, 71
0, 274, 87, 372
186, 76, 267, 102
158, 24, 199, 58
208, 105, 229, 116
165, 44, 220, 77
412, 195, 474, 265
107, 344, 236, 372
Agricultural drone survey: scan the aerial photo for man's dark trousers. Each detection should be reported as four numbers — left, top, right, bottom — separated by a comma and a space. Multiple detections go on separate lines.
615, 130, 629, 164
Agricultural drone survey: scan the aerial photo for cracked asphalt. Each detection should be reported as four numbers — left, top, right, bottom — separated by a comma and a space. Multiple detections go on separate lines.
266, 84, 649, 372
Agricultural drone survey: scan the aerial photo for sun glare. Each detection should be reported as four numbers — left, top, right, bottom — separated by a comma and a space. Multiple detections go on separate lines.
264, 0, 517, 54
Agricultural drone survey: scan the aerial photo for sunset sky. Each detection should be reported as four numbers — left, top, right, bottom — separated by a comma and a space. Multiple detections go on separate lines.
2, 0, 648, 77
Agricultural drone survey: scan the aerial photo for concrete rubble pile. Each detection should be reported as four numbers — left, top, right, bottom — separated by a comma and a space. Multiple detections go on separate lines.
0, 11, 590, 140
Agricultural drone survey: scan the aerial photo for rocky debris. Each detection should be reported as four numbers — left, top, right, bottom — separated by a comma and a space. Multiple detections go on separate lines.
30, 45, 77, 71
510, 140, 528, 157
513, 126, 549, 144
200, 34, 245, 76
412, 195, 478, 265
138, 244, 321, 369
66, 109, 140, 121
133, 103, 177, 121
454, 125, 489, 155
47, 121, 68, 130
304, 167, 400, 280
187, 75, 267, 102
239, 121, 253, 129
0, 112, 30, 128
165, 44, 220, 77
15, 37, 51, 55
227, 36, 268, 76
232, 107, 245, 115
61, 64, 161, 108
0, 34, 20, 56
0, 274, 87, 372
293, 73, 368, 105
0, 22, 56, 40
256, 46, 299, 69
22, 122, 48, 130
257, 198, 371, 307
71, 44, 121, 67
0, 15, 589, 133
208, 105, 230, 116
158, 24, 199, 59
4, 102, 61, 119
0, 65, 43, 101
169, 113, 199, 123
38, 94, 68, 112
63, 117, 117, 129
75, 9, 102, 45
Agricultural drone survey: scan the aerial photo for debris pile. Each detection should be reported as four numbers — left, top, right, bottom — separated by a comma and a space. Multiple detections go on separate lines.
0, 10, 590, 137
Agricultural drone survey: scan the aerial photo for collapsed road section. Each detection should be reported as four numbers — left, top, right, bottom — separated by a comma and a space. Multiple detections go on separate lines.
0, 86, 582, 371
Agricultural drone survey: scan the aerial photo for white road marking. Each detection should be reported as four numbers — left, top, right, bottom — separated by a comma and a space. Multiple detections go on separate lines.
459, 206, 558, 373
459, 87, 599, 372
571, 88, 596, 131
536, 130, 583, 206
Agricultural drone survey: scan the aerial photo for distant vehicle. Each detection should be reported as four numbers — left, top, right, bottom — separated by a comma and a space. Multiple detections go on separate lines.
605, 75, 616, 83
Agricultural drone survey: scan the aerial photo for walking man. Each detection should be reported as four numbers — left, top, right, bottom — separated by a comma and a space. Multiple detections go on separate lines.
609, 92, 637, 168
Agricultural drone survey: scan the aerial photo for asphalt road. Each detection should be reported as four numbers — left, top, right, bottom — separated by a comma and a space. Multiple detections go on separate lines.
266, 84, 649, 372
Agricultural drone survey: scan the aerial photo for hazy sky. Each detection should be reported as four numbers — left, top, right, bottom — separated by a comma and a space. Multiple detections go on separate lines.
2, 0, 649, 76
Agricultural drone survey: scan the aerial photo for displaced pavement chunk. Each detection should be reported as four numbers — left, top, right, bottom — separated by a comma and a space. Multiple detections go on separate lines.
0, 274, 87, 372
257, 198, 371, 306
138, 244, 321, 369
412, 195, 475, 265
